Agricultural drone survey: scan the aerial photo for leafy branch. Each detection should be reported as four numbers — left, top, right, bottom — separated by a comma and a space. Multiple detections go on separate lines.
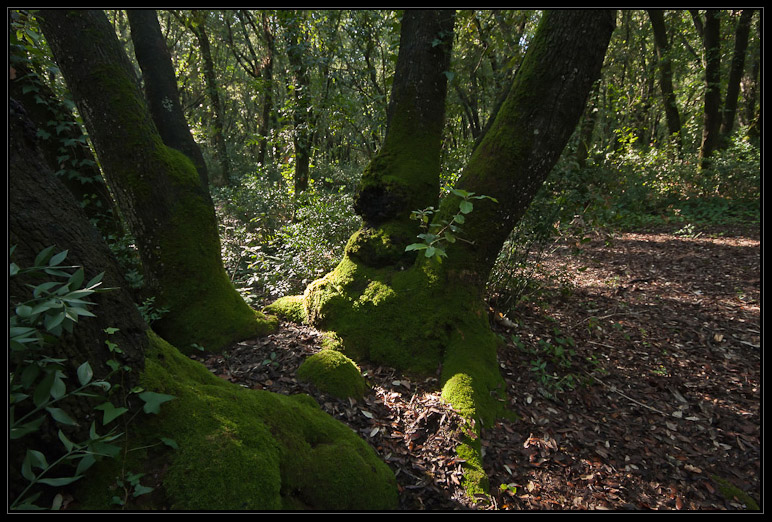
405, 189, 498, 262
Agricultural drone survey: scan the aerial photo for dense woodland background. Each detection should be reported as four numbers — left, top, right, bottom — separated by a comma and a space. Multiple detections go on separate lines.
10, 9, 760, 308
9, 9, 760, 511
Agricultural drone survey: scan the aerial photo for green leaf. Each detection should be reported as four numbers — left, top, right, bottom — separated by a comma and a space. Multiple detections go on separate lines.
10, 416, 46, 439
44, 311, 66, 332
160, 437, 179, 450
48, 249, 69, 267
459, 200, 474, 214
405, 243, 428, 252
138, 391, 176, 414
453, 214, 465, 224
133, 483, 154, 497
77, 361, 93, 386
38, 476, 82, 487
75, 453, 96, 476
58, 429, 75, 452
34, 245, 55, 267
50, 371, 67, 400
94, 401, 129, 425
25, 449, 48, 472
46, 407, 78, 426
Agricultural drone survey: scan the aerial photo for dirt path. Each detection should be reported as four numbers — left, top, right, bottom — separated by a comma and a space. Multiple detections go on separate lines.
484, 226, 761, 510
197, 226, 761, 510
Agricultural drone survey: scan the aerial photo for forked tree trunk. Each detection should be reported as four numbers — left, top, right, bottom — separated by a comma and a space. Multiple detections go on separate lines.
127, 9, 210, 189
279, 9, 615, 417
39, 9, 275, 352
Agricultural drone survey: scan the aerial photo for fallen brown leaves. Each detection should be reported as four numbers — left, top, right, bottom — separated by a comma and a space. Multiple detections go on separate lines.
196, 225, 760, 511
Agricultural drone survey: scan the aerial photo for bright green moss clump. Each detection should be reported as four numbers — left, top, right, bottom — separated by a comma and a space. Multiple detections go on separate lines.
297, 349, 367, 400
78, 330, 398, 510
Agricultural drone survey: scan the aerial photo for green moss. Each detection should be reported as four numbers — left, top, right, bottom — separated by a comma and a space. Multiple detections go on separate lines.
76, 330, 398, 510
711, 475, 760, 510
301, 254, 511, 498
297, 349, 367, 400
148, 146, 277, 353
264, 295, 307, 324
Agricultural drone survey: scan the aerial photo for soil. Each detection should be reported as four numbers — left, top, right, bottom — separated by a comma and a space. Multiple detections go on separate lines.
194, 224, 761, 511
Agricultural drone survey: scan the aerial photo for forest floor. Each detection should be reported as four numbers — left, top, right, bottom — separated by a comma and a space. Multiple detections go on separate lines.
195, 224, 761, 511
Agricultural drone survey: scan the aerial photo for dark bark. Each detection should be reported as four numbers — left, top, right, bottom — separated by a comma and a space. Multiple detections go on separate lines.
282, 11, 314, 194
127, 9, 210, 189
354, 10, 454, 224
720, 9, 755, 146
38, 9, 273, 351
9, 99, 148, 496
648, 9, 683, 150
9, 41, 123, 238
257, 12, 276, 166
189, 11, 232, 184
698, 10, 722, 170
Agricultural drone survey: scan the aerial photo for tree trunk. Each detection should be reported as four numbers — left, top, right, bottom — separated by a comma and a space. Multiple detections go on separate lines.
257, 11, 276, 166
190, 11, 232, 185
267, 11, 614, 494
648, 9, 683, 150
348, 9, 455, 267
9, 97, 149, 504
280, 6, 614, 417
9, 37, 123, 238
698, 10, 722, 171
282, 11, 314, 194
127, 9, 210, 189
719, 9, 755, 146
9, 96, 397, 511
39, 9, 275, 352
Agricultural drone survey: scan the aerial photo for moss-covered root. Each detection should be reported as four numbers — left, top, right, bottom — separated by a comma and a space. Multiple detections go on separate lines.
264, 295, 307, 324
78, 330, 398, 511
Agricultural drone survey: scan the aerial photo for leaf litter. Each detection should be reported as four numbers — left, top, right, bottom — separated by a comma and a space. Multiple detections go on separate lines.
194, 225, 760, 510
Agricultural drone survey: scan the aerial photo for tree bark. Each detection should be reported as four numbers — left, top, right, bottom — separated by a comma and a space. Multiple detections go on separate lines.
720, 9, 755, 146
9, 98, 149, 502
440, 10, 616, 287
38, 9, 274, 352
698, 10, 722, 171
189, 10, 232, 185
347, 9, 455, 268
648, 9, 683, 150
282, 11, 314, 194
294, 8, 613, 401
127, 9, 210, 189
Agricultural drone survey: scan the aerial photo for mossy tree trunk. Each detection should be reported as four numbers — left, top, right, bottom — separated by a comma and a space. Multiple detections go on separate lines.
9, 99, 397, 511
39, 9, 275, 352
127, 9, 210, 189
284, 8, 615, 445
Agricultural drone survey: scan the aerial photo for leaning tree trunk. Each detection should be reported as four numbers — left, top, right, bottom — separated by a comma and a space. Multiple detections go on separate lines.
269, 10, 614, 493
127, 9, 210, 189
9, 97, 149, 505
39, 9, 275, 352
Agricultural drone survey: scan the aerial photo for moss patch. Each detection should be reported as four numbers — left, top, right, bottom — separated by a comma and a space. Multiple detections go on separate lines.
76, 330, 398, 511
297, 349, 367, 400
